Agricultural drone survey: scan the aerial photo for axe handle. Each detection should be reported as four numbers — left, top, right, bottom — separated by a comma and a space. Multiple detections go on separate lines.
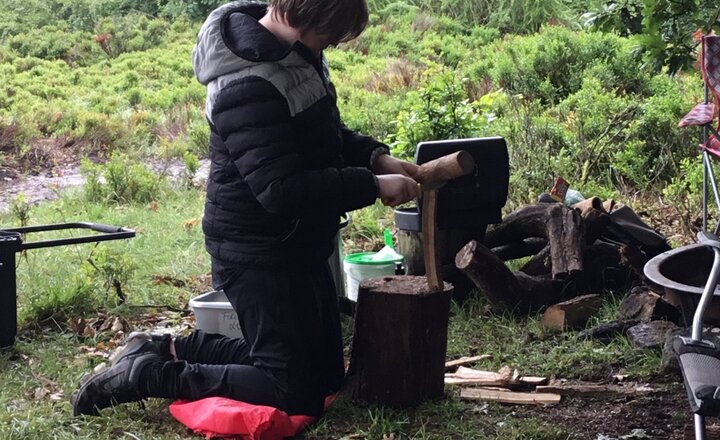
414, 150, 475, 291
422, 188, 443, 291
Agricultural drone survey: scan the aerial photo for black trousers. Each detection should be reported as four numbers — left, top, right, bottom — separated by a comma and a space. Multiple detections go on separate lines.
158, 261, 344, 416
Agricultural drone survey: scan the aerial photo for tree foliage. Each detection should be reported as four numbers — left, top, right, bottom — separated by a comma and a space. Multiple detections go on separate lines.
585, 0, 720, 73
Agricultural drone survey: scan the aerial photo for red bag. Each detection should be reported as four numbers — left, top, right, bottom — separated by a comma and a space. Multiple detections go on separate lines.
169, 396, 333, 440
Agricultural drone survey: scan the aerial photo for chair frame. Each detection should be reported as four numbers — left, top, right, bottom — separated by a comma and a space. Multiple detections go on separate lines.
676, 35, 720, 440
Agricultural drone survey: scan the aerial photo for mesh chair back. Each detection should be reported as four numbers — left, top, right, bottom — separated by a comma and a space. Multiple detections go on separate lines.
701, 36, 720, 156
704, 36, 720, 106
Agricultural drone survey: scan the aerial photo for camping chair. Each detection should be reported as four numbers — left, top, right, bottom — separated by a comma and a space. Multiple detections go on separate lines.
675, 36, 720, 440
673, 231, 720, 440
679, 35, 720, 234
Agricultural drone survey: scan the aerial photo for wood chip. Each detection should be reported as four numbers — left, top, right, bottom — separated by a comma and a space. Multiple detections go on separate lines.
444, 355, 491, 370
518, 376, 549, 386
459, 387, 561, 405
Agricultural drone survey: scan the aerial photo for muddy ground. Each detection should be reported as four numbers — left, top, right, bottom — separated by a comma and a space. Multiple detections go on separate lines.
511, 377, 691, 439
0, 155, 209, 213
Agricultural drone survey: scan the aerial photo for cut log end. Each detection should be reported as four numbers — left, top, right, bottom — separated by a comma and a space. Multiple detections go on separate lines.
359, 275, 453, 296
455, 240, 478, 270
541, 294, 603, 331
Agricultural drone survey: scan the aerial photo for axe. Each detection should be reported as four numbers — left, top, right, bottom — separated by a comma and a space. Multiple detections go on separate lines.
413, 150, 476, 291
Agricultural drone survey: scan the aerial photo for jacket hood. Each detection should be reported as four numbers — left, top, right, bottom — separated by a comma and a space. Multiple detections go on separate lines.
192, 1, 292, 85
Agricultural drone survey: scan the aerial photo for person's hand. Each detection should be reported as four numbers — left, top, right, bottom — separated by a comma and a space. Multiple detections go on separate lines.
377, 174, 418, 207
374, 154, 419, 177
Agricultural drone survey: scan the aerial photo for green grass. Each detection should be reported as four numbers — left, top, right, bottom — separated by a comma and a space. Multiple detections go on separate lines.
0, 184, 676, 440
7, 186, 207, 326
0, 185, 668, 439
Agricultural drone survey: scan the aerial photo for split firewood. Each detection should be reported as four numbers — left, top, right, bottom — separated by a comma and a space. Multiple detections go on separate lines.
617, 288, 682, 324
528, 203, 583, 279
626, 320, 679, 349
541, 294, 603, 332
520, 376, 550, 387
445, 366, 513, 386
459, 387, 561, 405
444, 355, 491, 370
445, 366, 548, 388
535, 383, 654, 397
514, 241, 639, 295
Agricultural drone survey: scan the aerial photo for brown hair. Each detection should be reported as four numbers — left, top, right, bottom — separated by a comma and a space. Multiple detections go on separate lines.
268, 0, 369, 45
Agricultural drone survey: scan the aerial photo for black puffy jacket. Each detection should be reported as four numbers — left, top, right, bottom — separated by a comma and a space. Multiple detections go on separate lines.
192, 2, 385, 267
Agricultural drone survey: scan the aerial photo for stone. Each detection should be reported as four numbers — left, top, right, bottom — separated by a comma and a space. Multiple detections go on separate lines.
626, 321, 679, 350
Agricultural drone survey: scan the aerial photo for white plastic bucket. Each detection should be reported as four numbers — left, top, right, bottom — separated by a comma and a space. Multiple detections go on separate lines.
343, 252, 403, 301
189, 290, 243, 339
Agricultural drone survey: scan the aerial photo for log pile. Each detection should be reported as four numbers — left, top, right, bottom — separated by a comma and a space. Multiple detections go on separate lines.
456, 199, 652, 314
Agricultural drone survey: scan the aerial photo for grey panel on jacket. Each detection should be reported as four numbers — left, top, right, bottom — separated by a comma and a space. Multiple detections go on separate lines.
192, 1, 328, 122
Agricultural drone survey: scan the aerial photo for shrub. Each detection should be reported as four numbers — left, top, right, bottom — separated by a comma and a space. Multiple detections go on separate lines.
159, 0, 226, 21
7, 24, 98, 63
81, 153, 166, 204
83, 245, 136, 305
388, 65, 498, 159
187, 116, 210, 159
94, 14, 170, 58
662, 157, 706, 237
467, 27, 645, 105
584, 0, 720, 73
493, 95, 575, 205
76, 112, 130, 150
488, 0, 578, 34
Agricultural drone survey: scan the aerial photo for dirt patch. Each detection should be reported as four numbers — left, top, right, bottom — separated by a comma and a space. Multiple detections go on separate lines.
0, 149, 209, 214
511, 375, 689, 439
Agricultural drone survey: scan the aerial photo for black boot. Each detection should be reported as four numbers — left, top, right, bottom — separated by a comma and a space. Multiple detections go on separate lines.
71, 343, 164, 416
109, 332, 173, 366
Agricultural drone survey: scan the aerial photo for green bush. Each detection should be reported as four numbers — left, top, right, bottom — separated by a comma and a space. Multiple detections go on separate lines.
94, 14, 170, 58
492, 95, 575, 204
367, 0, 595, 34
187, 116, 210, 158
388, 65, 497, 159
663, 157, 706, 237
159, 0, 225, 21
81, 153, 166, 204
585, 0, 720, 73
467, 27, 646, 105
488, 0, 578, 34
7, 25, 98, 63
